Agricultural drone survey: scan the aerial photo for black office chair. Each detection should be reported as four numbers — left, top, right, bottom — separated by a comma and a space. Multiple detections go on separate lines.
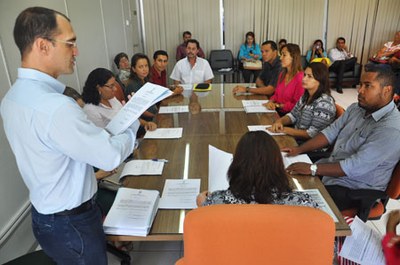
208, 49, 237, 82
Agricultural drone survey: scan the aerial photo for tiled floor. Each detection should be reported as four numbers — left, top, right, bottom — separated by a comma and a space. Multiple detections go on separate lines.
330, 86, 358, 110
107, 241, 183, 265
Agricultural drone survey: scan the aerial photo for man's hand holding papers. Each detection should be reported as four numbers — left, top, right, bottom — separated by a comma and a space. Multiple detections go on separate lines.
105, 82, 173, 135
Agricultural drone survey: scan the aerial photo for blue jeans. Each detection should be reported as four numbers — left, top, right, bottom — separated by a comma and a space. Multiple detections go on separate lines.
31, 201, 107, 265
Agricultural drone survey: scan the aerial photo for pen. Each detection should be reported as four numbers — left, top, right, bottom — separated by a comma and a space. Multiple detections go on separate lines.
152, 158, 169, 163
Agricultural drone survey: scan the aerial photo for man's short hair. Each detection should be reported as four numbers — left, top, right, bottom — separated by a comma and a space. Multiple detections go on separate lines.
13, 7, 69, 57
186, 39, 200, 49
364, 64, 395, 91
153, 50, 168, 60
337, 37, 346, 43
113, 52, 129, 68
183, 31, 192, 37
278, 39, 287, 44
261, 40, 278, 51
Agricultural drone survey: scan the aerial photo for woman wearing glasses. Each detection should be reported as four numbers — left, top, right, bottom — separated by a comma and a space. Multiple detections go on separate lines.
82, 68, 156, 131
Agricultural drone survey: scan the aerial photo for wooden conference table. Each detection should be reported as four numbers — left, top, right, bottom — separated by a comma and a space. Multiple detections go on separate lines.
107, 83, 351, 242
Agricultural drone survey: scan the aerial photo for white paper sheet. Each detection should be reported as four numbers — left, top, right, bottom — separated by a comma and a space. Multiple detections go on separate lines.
103, 188, 160, 237
298, 189, 338, 222
281, 152, 312, 168
244, 106, 276, 113
158, 179, 200, 209
247, 125, 286, 136
119, 160, 165, 178
208, 145, 232, 192
143, 128, 183, 139
241, 100, 269, 107
339, 216, 385, 265
105, 82, 173, 135
158, 105, 189, 114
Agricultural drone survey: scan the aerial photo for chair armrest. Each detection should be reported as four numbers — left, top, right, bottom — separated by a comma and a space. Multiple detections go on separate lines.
353, 63, 361, 77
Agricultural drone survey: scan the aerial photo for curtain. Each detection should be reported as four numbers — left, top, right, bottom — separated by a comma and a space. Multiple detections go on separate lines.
141, 0, 221, 63
327, 0, 400, 66
224, 0, 325, 58
327, 0, 378, 66
368, 0, 400, 60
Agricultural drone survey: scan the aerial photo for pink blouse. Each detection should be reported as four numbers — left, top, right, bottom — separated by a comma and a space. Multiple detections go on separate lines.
270, 71, 304, 114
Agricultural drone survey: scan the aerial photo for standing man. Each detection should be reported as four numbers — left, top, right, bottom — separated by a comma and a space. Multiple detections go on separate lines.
170, 39, 214, 85
328, 37, 357, 93
176, 31, 205, 61
233, 40, 282, 95
1, 7, 139, 264
285, 64, 400, 220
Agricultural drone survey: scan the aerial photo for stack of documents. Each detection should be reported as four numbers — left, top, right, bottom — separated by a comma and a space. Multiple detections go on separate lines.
105, 82, 173, 135
103, 188, 160, 237
242, 100, 275, 113
144, 128, 183, 139
247, 125, 286, 136
339, 216, 385, 264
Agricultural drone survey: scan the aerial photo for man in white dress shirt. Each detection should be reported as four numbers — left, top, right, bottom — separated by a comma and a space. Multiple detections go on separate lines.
1, 7, 139, 264
170, 39, 214, 85
329, 37, 357, 93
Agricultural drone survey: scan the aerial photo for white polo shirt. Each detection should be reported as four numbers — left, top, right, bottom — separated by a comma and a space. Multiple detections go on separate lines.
170, 57, 214, 84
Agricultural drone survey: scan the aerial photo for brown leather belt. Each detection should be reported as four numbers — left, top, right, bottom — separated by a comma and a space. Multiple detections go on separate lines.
55, 198, 94, 216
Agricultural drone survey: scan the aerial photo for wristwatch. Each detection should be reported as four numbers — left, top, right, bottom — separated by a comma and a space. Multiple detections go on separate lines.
310, 164, 318, 176
246, 87, 250, 93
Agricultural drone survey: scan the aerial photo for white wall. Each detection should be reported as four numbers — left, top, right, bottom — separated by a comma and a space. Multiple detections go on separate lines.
0, 0, 141, 262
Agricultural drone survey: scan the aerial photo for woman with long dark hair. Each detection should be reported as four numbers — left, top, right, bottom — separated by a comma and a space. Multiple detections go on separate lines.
269, 62, 336, 140
265, 43, 304, 115
196, 131, 317, 207
238, 31, 262, 83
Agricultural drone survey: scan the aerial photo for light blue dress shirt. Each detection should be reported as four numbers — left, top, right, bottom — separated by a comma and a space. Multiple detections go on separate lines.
1, 68, 139, 214
320, 102, 400, 191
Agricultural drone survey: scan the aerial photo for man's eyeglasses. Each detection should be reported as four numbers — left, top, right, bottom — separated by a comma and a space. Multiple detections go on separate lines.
47, 38, 77, 48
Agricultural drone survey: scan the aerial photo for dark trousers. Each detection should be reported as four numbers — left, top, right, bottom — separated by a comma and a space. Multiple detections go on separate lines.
31, 202, 107, 265
325, 185, 386, 221
329, 57, 357, 89
325, 185, 359, 211
242, 69, 261, 83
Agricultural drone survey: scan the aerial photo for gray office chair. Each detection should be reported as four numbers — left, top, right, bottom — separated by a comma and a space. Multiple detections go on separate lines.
208, 49, 237, 82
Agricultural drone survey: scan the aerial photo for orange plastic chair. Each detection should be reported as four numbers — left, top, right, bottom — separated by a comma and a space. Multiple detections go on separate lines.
341, 160, 400, 220
176, 204, 335, 265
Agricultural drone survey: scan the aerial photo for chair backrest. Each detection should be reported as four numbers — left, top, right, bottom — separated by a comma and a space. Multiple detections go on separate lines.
176, 204, 335, 265
335, 103, 345, 119
208, 50, 234, 70
387, 160, 400, 199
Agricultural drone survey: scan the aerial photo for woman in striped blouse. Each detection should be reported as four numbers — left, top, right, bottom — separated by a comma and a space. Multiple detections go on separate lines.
269, 62, 336, 141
